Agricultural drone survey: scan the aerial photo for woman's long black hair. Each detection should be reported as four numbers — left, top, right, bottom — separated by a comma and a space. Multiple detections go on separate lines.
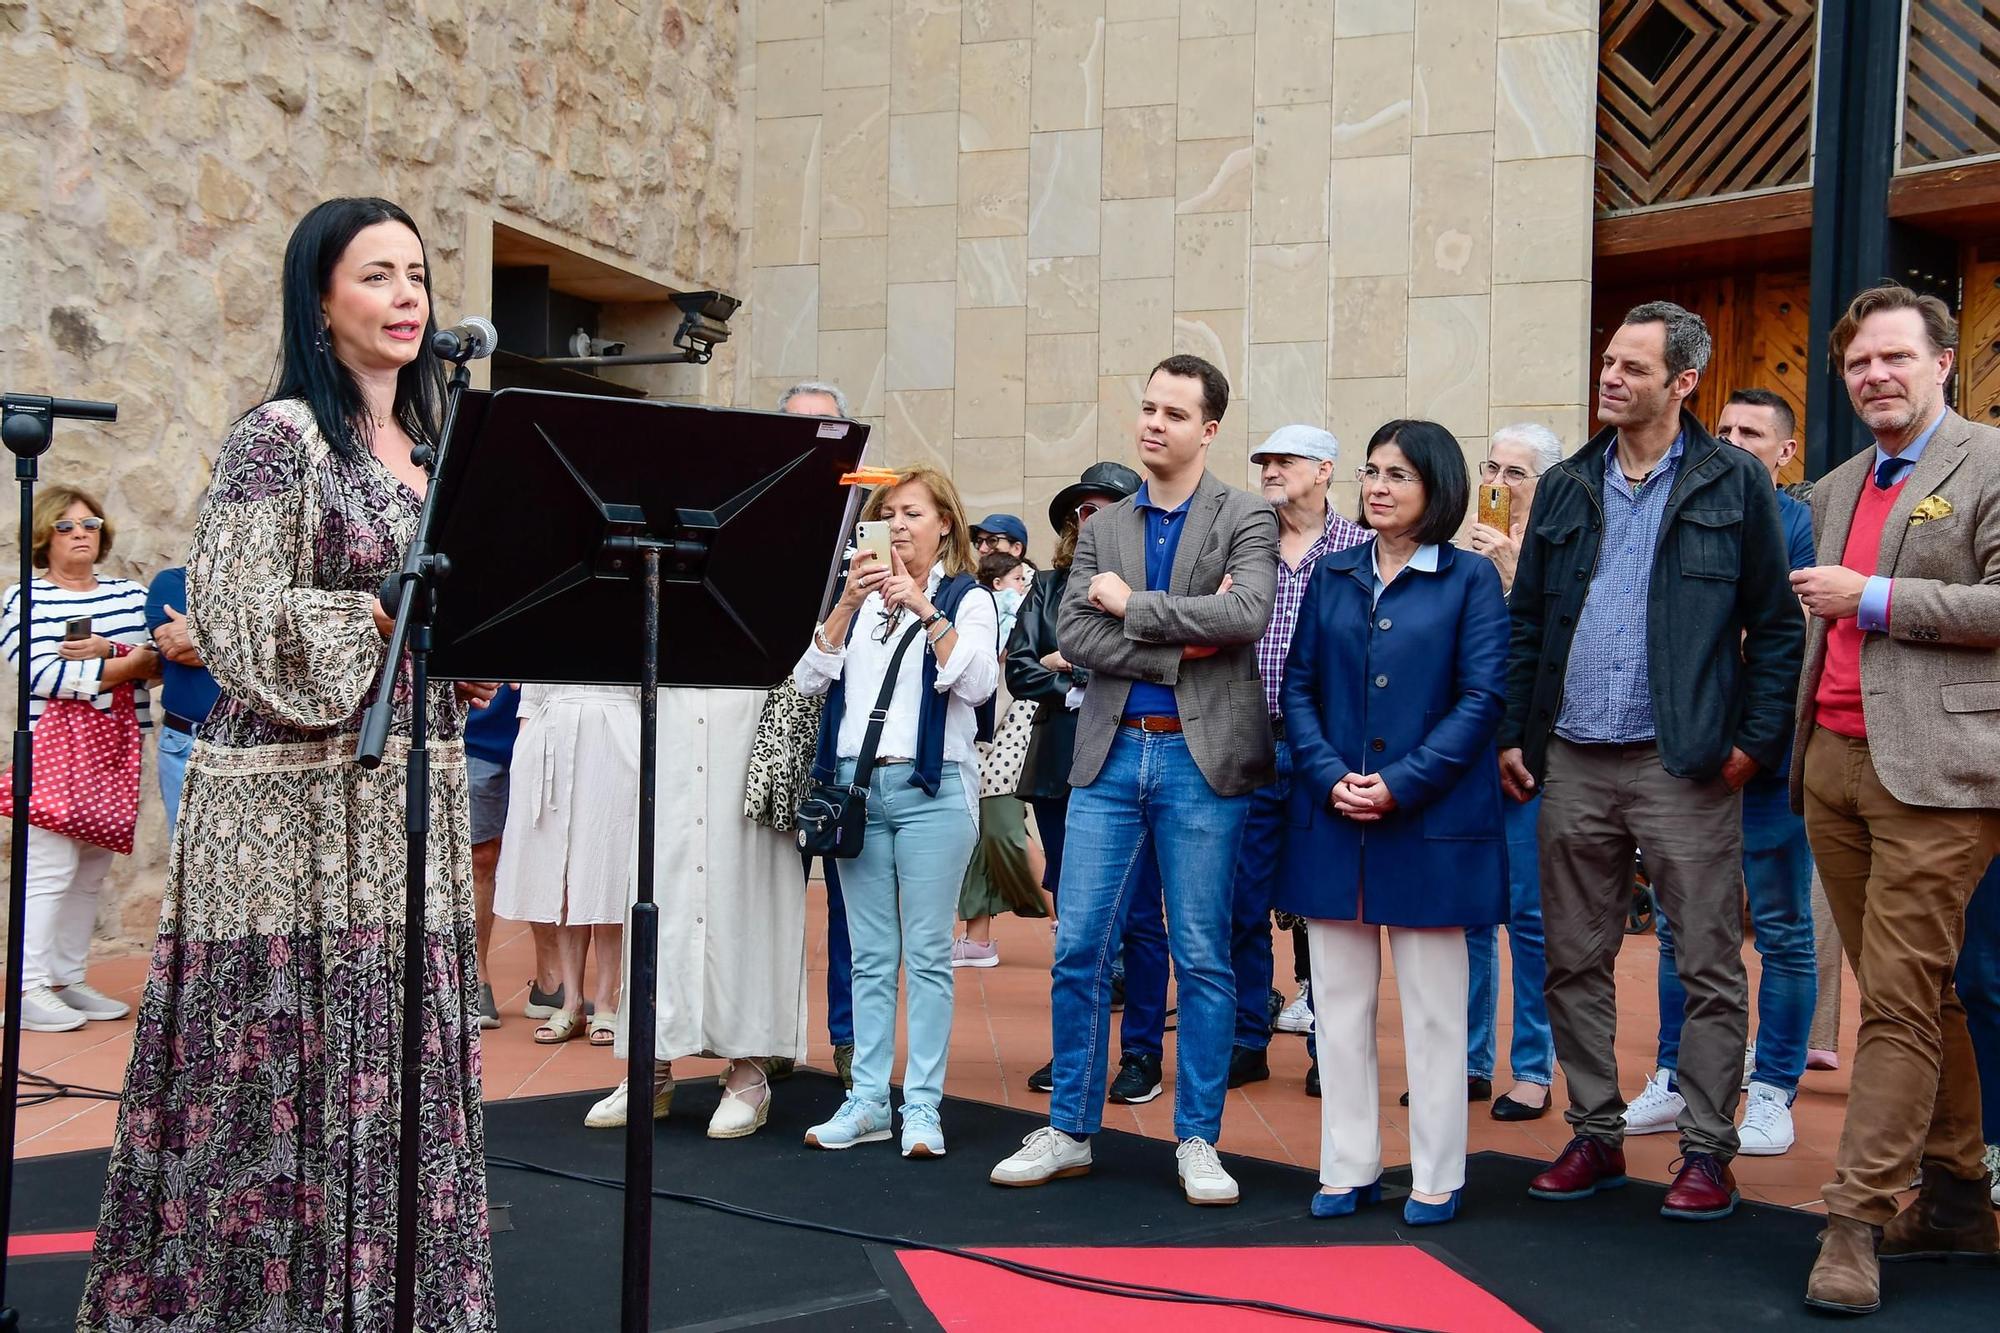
265, 196, 446, 460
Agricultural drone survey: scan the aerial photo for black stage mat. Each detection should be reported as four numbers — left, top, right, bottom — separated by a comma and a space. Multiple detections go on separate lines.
7, 1072, 1991, 1330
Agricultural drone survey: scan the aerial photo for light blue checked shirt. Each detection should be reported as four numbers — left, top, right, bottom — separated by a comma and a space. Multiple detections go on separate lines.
1554, 432, 1684, 745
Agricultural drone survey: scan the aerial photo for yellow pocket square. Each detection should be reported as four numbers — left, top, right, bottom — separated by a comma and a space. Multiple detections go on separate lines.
1909, 494, 1953, 525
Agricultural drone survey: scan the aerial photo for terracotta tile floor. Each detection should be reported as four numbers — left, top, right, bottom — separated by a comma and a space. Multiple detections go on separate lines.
14, 886, 1861, 1211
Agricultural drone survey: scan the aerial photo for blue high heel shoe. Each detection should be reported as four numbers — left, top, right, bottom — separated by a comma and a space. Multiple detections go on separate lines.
1402, 1188, 1462, 1226
1309, 1179, 1383, 1218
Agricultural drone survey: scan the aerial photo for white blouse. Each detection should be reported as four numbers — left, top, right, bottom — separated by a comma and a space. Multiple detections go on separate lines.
793, 566, 999, 801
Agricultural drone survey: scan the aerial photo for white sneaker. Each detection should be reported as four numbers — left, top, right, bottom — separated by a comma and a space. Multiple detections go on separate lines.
990, 1126, 1092, 1186
1622, 1067, 1685, 1135
1737, 1080, 1795, 1156
1273, 983, 1314, 1034
1175, 1137, 1239, 1206
22, 984, 85, 1033
54, 981, 129, 1021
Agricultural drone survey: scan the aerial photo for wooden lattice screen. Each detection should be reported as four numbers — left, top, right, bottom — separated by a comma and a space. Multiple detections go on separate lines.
1596, 0, 1817, 215
1904, 1, 2000, 167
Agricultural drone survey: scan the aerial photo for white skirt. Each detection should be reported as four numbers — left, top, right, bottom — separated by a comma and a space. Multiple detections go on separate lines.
492, 684, 640, 927
613, 687, 809, 1063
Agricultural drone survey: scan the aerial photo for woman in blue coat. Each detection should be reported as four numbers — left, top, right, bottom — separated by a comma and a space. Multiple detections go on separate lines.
1277, 419, 1510, 1227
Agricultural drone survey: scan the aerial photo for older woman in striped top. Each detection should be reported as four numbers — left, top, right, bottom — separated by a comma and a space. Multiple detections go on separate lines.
0, 483, 159, 1032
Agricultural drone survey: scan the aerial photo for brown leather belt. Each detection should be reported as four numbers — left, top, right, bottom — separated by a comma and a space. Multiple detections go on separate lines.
1120, 715, 1184, 733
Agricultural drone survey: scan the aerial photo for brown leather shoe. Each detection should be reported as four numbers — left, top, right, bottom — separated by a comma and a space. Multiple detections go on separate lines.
1805, 1215, 1882, 1315
1528, 1135, 1628, 1200
1661, 1151, 1739, 1221
1881, 1159, 2000, 1262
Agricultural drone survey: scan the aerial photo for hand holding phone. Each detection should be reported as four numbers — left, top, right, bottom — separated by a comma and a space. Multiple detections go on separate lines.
854, 520, 893, 570
1476, 485, 1509, 532
64, 616, 92, 641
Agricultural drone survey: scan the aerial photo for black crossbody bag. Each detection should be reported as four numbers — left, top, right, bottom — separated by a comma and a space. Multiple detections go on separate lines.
795, 623, 924, 858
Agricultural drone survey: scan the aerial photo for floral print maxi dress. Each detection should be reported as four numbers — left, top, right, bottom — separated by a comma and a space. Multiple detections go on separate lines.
78, 398, 495, 1332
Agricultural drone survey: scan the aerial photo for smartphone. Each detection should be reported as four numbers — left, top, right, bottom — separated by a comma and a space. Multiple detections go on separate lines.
63, 616, 92, 641
1477, 484, 1510, 532
854, 520, 893, 570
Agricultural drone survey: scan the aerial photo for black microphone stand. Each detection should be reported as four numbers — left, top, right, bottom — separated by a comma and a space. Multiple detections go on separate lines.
0, 392, 117, 1333
355, 353, 474, 1333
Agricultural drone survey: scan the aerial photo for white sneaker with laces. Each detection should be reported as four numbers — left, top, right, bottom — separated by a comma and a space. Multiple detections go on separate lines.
22, 984, 85, 1033
54, 981, 129, 1021
1176, 1137, 1239, 1206
990, 1126, 1092, 1186
1737, 1081, 1795, 1156
1273, 984, 1314, 1034
1622, 1066, 1685, 1135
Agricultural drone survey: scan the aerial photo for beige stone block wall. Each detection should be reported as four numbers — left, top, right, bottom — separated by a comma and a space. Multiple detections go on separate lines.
740, 0, 1596, 551
0, 2, 742, 943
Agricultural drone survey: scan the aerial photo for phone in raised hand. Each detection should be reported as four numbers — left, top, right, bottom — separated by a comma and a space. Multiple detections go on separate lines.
1477, 484, 1510, 532
854, 520, 893, 571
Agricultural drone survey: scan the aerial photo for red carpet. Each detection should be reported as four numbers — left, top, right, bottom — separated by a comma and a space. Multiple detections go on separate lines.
897, 1244, 1537, 1331
9, 1231, 94, 1259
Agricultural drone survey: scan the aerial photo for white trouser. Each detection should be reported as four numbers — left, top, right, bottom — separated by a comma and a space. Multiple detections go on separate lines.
1307, 919, 1470, 1197
22, 825, 114, 987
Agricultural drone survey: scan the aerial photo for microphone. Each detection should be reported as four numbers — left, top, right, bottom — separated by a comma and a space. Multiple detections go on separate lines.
430, 315, 498, 362
1, 392, 117, 422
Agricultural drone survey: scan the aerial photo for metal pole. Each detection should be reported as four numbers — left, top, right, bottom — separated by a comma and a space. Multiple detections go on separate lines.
0, 451, 39, 1333
621, 546, 661, 1333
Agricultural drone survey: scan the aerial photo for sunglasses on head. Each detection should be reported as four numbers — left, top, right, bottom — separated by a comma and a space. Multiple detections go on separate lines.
53, 518, 104, 533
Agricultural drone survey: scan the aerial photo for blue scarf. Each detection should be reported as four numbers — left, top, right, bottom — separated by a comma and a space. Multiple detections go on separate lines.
812, 573, 994, 796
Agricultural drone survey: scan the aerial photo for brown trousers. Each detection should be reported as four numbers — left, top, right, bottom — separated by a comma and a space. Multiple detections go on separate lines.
1801, 726, 2000, 1223
1539, 738, 1748, 1158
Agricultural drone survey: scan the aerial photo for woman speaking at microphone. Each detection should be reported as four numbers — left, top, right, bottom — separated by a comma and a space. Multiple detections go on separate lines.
79, 198, 497, 1332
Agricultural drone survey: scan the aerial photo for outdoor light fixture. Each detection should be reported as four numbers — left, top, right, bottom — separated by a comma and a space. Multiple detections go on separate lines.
537, 289, 740, 369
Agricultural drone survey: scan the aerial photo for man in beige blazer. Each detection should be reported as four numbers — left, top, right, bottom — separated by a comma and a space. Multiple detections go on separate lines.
1789, 285, 2000, 1315
989, 353, 1278, 1207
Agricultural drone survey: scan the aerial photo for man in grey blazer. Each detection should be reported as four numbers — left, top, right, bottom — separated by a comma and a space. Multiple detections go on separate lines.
1789, 285, 2000, 1315
990, 354, 1278, 1205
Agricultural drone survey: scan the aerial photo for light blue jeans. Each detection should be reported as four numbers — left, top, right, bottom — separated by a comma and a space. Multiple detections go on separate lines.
157, 726, 193, 841
837, 759, 978, 1111
1466, 794, 1555, 1086
1051, 729, 1250, 1143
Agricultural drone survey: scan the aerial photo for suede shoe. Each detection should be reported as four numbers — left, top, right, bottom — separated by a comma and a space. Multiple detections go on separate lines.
1661, 1151, 1738, 1221
833, 1043, 854, 1090
1108, 1053, 1163, 1104
1226, 1046, 1269, 1088
1805, 1215, 1882, 1315
1881, 1159, 2000, 1262
1528, 1136, 1628, 1201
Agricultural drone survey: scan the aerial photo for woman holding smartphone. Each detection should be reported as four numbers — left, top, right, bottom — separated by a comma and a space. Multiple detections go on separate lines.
1277, 419, 1509, 1227
793, 465, 997, 1159
0, 484, 156, 1033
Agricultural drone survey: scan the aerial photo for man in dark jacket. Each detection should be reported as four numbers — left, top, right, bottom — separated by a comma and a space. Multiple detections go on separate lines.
1498, 300, 1804, 1221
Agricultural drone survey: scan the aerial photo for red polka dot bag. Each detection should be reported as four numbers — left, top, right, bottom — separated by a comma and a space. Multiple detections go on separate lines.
0, 646, 143, 855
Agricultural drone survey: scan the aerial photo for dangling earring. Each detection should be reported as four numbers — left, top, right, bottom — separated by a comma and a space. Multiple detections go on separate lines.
315, 324, 331, 354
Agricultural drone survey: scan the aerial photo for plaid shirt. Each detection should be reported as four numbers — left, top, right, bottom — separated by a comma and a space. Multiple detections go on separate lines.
1258, 506, 1373, 718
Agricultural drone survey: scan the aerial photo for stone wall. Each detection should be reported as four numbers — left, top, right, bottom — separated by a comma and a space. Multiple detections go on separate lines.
736, 0, 1599, 551
0, 0, 742, 944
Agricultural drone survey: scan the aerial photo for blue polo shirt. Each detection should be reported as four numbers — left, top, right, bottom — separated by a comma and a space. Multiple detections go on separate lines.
1122, 482, 1190, 720
1777, 489, 1814, 574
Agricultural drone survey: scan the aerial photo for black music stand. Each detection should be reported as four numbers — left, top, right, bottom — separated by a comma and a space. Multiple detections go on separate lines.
423, 387, 869, 1333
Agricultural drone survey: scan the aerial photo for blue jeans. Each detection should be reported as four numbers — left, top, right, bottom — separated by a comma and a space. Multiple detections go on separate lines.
1031, 791, 1169, 1062
157, 727, 193, 841
1050, 730, 1249, 1143
821, 856, 854, 1048
1954, 857, 2000, 1143
1228, 737, 1292, 1051
1466, 794, 1555, 1085
1657, 772, 1816, 1097
837, 760, 977, 1110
